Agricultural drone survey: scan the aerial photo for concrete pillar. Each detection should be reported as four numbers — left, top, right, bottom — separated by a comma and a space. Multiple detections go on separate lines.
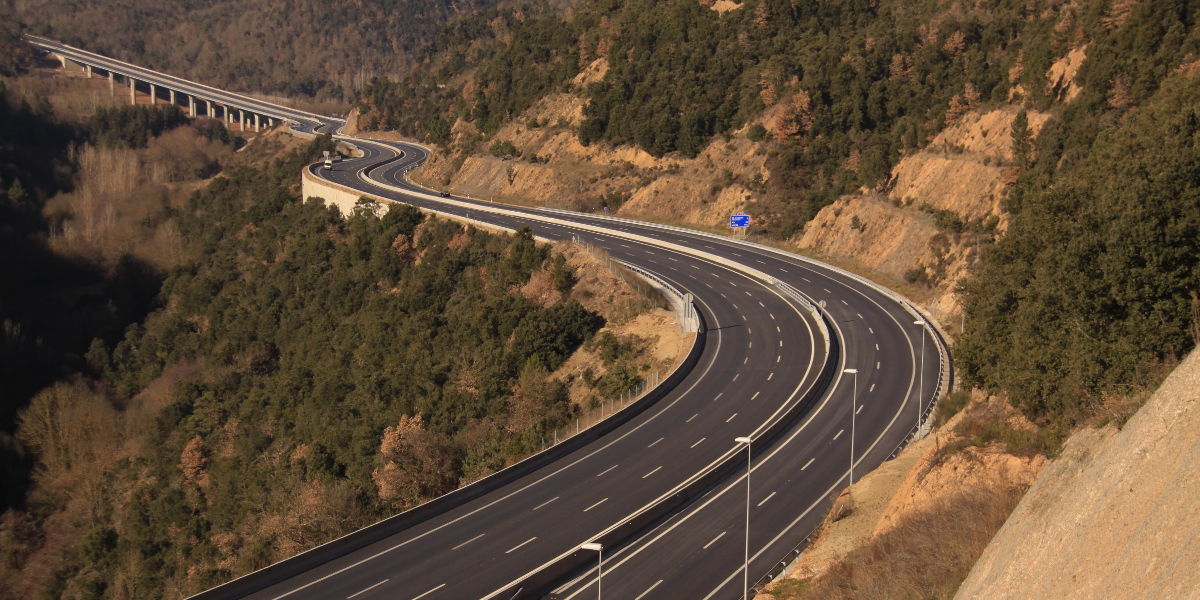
130, 77, 136, 105
205, 99, 211, 118
239, 110, 245, 131
108, 71, 114, 96
56, 54, 67, 69
254, 113, 261, 132
149, 83, 156, 105
227, 107, 233, 125
188, 96, 195, 118
85, 64, 92, 78
169, 89, 176, 106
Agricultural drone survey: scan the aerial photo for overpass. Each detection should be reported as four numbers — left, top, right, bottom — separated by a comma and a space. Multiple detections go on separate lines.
26, 36, 951, 600
23, 35, 338, 135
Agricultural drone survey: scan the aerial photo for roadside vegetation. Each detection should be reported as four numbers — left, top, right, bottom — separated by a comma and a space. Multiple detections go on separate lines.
0, 64, 629, 597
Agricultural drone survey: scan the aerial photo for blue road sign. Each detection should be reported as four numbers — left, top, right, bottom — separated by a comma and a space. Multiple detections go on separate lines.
730, 214, 751, 228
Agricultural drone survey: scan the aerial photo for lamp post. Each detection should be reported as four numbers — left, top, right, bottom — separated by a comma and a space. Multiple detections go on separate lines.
914, 319, 926, 437
580, 542, 603, 600
843, 368, 858, 485
734, 436, 753, 600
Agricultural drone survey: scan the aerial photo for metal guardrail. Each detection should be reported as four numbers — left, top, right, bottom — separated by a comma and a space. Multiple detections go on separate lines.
614, 259, 700, 333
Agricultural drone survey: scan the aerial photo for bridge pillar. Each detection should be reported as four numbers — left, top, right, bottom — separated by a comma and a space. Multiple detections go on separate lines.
239, 110, 246, 131
55, 53, 67, 70
129, 77, 136, 105
205, 99, 212, 118
149, 83, 157, 105
188, 95, 195, 118
254, 113, 261, 132
169, 89, 176, 106
84, 64, 92, 78
108, 71, 114, 95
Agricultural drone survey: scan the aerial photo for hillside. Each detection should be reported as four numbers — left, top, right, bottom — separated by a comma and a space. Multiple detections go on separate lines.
6, 0, 577, 105
0, 66, 682, 598
956, 349, 1200, 599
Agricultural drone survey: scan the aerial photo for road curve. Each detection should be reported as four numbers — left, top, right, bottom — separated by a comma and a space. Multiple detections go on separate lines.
26, 37, 949, 600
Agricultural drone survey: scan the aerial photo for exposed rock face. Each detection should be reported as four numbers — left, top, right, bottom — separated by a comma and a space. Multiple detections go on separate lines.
955, 350, 1200, 600
795, 105, 1050, 328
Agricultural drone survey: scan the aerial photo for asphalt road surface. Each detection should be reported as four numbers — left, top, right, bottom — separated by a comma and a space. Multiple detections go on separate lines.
26, 36, 948, 600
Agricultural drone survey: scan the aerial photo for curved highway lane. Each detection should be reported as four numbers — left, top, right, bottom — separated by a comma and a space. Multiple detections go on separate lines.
26, 37, 948, 600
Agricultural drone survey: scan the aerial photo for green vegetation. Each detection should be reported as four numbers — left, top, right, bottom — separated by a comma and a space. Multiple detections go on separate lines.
88, 105, 190, 149
960, 3, 1200, 425
1, 78, 614, 595
11, 0, 561, 102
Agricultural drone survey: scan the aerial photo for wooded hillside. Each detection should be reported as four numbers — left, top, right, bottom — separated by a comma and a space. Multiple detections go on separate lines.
9, 0, 577, 104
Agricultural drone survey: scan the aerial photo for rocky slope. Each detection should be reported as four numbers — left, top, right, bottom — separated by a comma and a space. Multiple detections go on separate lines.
955, 350, 1200, 600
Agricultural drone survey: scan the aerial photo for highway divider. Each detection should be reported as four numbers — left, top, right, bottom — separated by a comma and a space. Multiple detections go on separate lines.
488, 296, 841, 600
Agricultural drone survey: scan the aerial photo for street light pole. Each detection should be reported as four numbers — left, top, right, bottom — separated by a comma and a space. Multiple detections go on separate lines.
734, 436, 753, 600
581, 542, 603, 600
914, 319, 926, 437
843, 369, 858, 485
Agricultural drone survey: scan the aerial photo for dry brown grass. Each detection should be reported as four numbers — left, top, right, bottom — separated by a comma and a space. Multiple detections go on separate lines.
765, 486, 1025, 600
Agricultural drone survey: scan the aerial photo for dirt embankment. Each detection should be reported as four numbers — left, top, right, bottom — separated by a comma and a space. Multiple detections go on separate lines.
539, 242, 692, 412
795, 105, 1050, 329
955, 350, 1200, 600
365, 57, 769, 231
761, 393, 1046, 599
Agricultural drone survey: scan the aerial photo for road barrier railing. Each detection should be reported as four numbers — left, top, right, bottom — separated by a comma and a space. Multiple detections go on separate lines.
486, 291, 839, 599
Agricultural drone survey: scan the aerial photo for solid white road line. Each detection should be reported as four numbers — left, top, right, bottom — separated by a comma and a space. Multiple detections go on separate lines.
505, 537, 537, 554
702, 531, 727, 550
596, 465, 618, 477
532, 497, 558, 511
833, 429, 844, 441
347, 579, 389, 599
801, 458, 815, 470
642, 466, 662, 479
583, 498, 608, 512
635, 580, 664, 600
408, 583, 445, 600
647, 437, 664, 448
691, 437, 706, 448
452, 534, 485, 550
757, 491, 777, 507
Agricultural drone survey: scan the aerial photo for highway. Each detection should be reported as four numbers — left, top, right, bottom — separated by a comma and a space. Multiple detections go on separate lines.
26, 37, 949, 600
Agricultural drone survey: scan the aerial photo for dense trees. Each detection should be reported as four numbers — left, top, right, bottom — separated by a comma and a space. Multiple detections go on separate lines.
13, 133, 604, 596
11, 0, 576, 103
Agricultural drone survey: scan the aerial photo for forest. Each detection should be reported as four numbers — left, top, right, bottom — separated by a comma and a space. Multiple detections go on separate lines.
0, 66, 621, 595
357, 0, 1200, 430
8, 0, 579, 106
